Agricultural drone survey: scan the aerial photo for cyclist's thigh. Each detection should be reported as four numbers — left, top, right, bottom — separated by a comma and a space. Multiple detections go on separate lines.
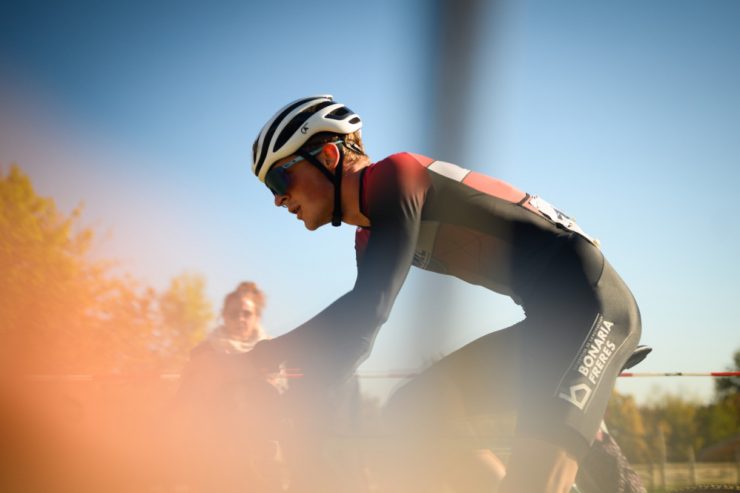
517, 238, 641, 460
384, 323, 523, 433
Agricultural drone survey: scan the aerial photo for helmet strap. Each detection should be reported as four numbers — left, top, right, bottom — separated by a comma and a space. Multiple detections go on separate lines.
297, 143, 345, 227
331, 145, 345, 226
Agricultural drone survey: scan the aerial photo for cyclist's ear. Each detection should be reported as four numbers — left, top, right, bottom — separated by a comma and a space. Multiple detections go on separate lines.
318, 142, 340, 171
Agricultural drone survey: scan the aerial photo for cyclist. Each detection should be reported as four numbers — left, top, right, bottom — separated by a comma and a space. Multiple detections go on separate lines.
245, 95, 642, 493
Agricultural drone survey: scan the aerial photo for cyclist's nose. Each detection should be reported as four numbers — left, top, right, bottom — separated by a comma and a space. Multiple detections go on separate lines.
274, 194, 288, 208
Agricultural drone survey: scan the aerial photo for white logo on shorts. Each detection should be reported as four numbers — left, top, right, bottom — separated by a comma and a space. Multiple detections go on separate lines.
558, 383, 592, 410
556, 314, 617, 412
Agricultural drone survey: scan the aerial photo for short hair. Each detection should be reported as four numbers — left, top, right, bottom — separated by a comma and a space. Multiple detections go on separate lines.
221, 281, 266, 317
300, 130, 366, 164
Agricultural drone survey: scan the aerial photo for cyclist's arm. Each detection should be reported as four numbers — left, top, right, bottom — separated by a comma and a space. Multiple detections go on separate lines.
256, 156, 427, 382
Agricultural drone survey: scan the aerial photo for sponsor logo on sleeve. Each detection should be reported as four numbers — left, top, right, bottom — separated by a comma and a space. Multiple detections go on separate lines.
413, 221, 439, 269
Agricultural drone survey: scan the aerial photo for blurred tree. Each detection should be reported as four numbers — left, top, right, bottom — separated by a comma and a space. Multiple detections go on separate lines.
602, 350, 739, 464
91, 276, 162, 372
157, 272, 214, 367
1, 164, 100, 371
641, 395, 701, 462
715, 349, 739, 400
694, 349, 739, 459
695, 395, 739, 453
605, 392, 649, 462
0, 164, 212, 374
0, 164, 219, 493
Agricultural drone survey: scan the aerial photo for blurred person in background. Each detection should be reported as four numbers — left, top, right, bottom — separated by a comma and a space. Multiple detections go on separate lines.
170, 281, 285, 493
241, 95, 643, 493
194, 281, 271, 355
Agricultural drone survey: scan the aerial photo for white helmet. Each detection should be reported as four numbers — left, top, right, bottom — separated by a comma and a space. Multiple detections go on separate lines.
251, 95, 362, 183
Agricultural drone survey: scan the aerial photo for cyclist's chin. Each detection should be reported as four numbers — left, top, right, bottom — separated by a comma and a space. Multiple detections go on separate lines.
302, 216, 328, 231
302, 218, 319, 231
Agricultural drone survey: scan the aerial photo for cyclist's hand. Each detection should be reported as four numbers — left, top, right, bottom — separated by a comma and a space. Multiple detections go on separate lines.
249, 338, 283, 372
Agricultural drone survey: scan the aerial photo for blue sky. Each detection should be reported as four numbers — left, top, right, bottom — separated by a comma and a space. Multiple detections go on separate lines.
1, 0, 738, 403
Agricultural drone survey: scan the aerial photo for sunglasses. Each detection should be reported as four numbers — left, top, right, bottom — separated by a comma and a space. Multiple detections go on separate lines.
264, 141, 344, 196
224, 308, 256, 320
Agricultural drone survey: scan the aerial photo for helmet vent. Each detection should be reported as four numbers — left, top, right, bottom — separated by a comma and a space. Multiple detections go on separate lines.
326, 106, 352, 120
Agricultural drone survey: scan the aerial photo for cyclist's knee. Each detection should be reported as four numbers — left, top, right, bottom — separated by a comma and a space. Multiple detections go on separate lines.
383, 371, 467, 436
500, 436, 579, 493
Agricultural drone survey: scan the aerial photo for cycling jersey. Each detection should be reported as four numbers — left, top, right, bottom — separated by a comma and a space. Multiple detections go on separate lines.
262, 152, 641, 458
354, 152, 598, 307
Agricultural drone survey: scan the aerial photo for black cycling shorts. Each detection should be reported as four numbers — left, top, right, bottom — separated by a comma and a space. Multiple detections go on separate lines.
384, 235, 641, 461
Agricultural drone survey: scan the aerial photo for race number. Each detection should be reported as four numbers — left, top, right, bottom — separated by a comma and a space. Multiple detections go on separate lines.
528, 195, 599, 247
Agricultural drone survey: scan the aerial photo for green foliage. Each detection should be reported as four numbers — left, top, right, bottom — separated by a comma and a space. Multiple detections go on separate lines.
694, 350, 740, 460
1, 164, 101, 370
607, 348, 739, 464
714, 349, 739, 400
0, 164, 214, 373
695, 394, 739, 455
158, 272, 214, 366
606, 392, 650, 462
640, 394, 702, 462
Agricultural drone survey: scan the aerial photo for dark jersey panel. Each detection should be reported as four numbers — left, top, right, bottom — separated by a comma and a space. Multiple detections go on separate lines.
357, 152, 591, 305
